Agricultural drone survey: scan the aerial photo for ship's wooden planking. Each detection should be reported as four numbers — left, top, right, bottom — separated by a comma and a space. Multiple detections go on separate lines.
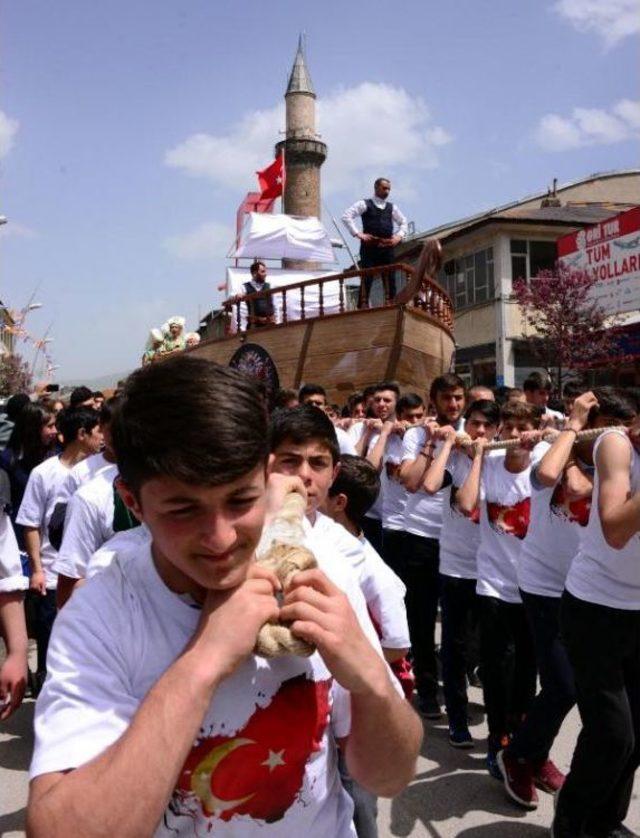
190, 303, 454, 404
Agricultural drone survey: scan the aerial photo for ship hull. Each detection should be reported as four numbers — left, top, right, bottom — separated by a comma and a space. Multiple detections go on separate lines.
190, 303, 454, 403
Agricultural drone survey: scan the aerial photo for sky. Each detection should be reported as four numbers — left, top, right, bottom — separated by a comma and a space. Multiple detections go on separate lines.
1, 0, 638, 383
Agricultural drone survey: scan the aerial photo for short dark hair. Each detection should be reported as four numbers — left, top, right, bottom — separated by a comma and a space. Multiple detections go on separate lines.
298, 383, 326, 402
373, 381, 400, 398
56, 407, 100, 447
93, 390, 104, 399
397, 392, 424, 416
273, 388, 298, 409
269, 405, 340, 465
429, 373, 466, 403
500, 401, 541, 428
347, 392, 365, 414
465, 399, 500, 426
328, 454, 380, 528
523, 371, 552, 393
622, 387, 640, 414
250, 260, 266, 276
99, 396, 119, 426
374, 177, 390, 189
362, 385, 377, 401
562, 380, 585, 399
6, 393, 30, 423
69, 386, 94, 407
111, 356, 268, 496
589, 387, 636, 425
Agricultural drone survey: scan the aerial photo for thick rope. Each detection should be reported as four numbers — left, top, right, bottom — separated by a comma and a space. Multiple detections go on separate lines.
253, 492, 317, 659
455, 425, 627, 452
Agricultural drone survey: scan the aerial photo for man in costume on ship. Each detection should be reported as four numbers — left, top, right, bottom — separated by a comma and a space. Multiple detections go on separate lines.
342, 178, 408, 307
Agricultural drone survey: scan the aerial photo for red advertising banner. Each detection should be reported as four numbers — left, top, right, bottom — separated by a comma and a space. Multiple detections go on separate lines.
557, 206, 640, 316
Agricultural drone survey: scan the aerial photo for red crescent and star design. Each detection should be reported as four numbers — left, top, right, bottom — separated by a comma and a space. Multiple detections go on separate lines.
487, 497, 531, 540
550, 483, 591, 527
173, 674, 332, 825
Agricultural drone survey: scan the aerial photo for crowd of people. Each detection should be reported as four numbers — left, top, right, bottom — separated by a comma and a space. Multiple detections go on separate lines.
0, 359, 638, 838
141, 315, 201, 365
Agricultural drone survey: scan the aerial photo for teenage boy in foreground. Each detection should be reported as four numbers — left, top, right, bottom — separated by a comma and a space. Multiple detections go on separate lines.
27, 357, 421, 838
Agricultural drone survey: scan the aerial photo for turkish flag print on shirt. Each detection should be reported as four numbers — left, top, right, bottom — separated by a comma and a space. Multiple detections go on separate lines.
257, 154, 285, 199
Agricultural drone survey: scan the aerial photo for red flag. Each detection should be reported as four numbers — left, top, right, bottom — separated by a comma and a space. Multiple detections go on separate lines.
236, 191, 275, 238
256, 153, 285, 199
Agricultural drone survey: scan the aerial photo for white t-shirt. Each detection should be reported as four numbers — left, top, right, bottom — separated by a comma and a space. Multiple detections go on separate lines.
401, 426, 444, 540
381, 434, 407, 531
476, 455, 532, 604
16, 456, 72, 589
518, 442, 592, 599
0, 512, 27, 592
335, 427, 357, 456
566, 430, 640, 610
307, 512, 367, 588
57, 452, 112, 505
86, 525, 152, 580
31, 531, 395, 836
53, 465, 119, 580
358, 536, 409, 649
439, 449, 481, 580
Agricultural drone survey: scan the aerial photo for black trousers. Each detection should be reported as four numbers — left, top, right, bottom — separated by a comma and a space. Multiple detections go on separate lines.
359, 248, 396, 306
381, 528, 406, 580
361, 516, 383, 557
508, 590, 576, 763
440, 574, 480, 727
556, 591, 640, 835
403, 533, 441, 701
27, 589, 57, 675
479, 595, 537, 743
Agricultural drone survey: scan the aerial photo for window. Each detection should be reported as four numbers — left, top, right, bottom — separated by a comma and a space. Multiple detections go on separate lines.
511, 239, 556, 282
439, 246, 494, 310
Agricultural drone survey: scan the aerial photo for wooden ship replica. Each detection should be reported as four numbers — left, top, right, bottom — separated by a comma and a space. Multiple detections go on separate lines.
190, 40, 454, 403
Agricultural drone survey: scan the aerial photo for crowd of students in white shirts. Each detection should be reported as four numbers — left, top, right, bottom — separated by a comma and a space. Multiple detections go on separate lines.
0, 361, 638, 838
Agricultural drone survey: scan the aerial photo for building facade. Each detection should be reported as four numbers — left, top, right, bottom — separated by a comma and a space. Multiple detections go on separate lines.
397, 170, 640, 387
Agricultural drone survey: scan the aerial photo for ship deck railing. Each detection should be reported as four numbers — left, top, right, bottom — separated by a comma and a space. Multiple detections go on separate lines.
221, 262, 454, 336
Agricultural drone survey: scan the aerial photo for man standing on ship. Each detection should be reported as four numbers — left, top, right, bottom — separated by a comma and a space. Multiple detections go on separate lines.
243, 260, 276, 328
342, 178, 408, 307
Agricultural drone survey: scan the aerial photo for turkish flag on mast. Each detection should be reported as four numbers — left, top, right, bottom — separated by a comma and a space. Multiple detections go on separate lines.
256, 152, 285, 200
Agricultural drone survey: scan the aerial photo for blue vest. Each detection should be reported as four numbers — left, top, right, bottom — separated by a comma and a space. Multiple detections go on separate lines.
244, 281, 274, 319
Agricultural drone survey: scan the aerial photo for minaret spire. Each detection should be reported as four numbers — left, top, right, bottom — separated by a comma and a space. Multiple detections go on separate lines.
286, 33, 315, 96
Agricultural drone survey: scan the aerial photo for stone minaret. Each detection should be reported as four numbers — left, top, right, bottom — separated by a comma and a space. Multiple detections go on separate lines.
275, 37, 327, 269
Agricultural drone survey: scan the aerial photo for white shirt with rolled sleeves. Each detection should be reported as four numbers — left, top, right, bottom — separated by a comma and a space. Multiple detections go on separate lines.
342, 197, 408, 240
565, 429, 640, 610
53, 465, 118, 580
31, 520, 399, 837
16, 455, 72, 590
475, 455, 532, 604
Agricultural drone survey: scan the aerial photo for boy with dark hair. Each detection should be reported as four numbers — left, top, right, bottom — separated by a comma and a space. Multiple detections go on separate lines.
524, 372, 564, 425
456, 400, 540, 778
423, 399, 500, 748
498, 388, 637, 811
27, 357, 421, 838
325, 454, 411, 838
16, 407, 104, 689
69, 386, 95, 409
398, 373, 466, 718
298, 383, 327, 409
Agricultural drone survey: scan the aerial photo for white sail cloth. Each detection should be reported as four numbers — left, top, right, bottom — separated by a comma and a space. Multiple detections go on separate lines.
233, 213, 336, 263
